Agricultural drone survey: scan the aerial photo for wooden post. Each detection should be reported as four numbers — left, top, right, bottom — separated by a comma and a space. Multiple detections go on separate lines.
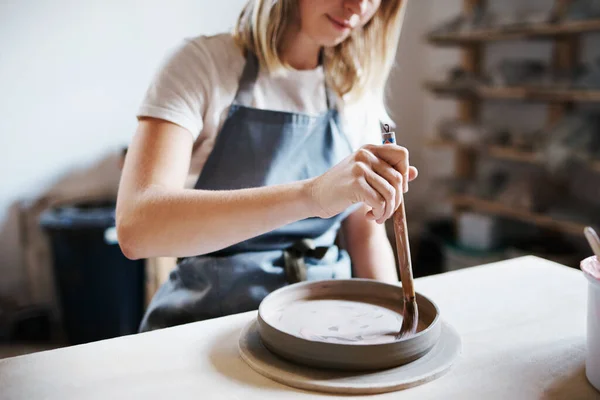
455, 0, 483, 180
453, 0, 484, 231
550, 0, 575, 22
463, 0, 485, 13
548, 0, 579, 126
456, 44, 481, 178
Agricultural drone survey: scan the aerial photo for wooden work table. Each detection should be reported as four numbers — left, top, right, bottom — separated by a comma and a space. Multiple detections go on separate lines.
1, 256, 597, 399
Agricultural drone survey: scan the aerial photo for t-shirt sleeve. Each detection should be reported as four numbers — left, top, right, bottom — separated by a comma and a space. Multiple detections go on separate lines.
137, 39, 210, 139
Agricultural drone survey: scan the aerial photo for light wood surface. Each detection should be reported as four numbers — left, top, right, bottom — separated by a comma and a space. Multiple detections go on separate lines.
0, 256, 596, 399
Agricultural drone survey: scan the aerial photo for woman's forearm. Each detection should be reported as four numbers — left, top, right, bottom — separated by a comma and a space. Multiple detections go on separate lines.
117, 180, 315, 259
342, 206, 399, 283
351, 232, 398, 283
117, 118, 416, 262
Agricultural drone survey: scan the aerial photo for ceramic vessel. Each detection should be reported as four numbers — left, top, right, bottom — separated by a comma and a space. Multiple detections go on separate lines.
240, 318, 461, 394
257, 279, 442, 371
582, 256, 600, 392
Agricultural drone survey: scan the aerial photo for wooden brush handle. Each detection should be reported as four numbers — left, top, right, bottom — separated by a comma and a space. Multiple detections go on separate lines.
584, 227, 600, 258
393, 191, 415, 299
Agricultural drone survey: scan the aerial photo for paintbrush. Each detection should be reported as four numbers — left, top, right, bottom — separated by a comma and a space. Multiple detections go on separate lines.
584, 227, 600, 258
382, 126, 419, 339
381, 0, 418, 339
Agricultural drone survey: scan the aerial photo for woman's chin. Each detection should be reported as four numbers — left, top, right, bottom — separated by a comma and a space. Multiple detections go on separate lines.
318, 33, 352, 48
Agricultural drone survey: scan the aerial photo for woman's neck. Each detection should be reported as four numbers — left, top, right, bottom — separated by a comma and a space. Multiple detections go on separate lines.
280, 27, 322, 70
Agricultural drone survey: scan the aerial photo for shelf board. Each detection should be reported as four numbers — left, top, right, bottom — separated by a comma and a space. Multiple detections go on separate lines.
428, 19, 600, 45
424, 81, 600, 102
452, 195, 587, 236
528, 88, 600, 102
427, 139, 460, 148
487, 145, 539, 164
427, 140, 600, 173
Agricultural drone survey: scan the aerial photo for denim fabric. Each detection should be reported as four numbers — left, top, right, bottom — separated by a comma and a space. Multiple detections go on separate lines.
140, 54, 356, 332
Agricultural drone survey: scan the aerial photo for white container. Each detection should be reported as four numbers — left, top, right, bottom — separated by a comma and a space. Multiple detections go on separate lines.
458, 212, 501, 251
582, 256, 600, 392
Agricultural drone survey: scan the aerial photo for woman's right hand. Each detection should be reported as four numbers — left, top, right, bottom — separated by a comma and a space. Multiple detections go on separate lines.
307, 144, 419, 224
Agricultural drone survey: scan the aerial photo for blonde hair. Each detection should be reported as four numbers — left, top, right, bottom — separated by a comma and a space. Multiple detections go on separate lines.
233, 0, 405, 105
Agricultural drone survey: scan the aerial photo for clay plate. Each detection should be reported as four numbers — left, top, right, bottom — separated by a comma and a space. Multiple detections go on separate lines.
240, 319, 461, 394
257, 279, 441, 371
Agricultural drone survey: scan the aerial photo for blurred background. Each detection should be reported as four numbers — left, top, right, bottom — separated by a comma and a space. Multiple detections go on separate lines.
1, 0, 599, 358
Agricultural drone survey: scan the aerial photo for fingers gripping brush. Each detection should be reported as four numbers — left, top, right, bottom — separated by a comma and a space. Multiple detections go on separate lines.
382, 124, 419, 339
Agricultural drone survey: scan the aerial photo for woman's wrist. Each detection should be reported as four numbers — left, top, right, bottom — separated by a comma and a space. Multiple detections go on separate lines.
297, 178, 319, 219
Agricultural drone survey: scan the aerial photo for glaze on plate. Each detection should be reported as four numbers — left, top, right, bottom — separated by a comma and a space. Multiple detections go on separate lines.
267, 298, 428, 345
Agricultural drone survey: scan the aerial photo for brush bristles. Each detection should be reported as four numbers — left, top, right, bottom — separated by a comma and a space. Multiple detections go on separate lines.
398, 298, 419, 339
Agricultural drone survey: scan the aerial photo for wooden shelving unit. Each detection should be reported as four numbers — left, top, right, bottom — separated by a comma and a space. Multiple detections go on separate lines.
428, 19, 600, 45
425, 0, 598, 236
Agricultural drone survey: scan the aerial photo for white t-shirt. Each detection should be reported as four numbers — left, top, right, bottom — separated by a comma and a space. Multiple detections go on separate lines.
137, 33, 387, 185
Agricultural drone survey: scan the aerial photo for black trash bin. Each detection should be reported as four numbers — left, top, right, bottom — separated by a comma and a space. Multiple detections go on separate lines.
40, 201, 145, 345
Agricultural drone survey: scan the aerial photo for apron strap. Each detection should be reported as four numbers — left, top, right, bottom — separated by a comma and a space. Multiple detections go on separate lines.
233, 52, 260, 107
233, 51, 337, 111
319, 49, 337, 111
325, 85, 337, 111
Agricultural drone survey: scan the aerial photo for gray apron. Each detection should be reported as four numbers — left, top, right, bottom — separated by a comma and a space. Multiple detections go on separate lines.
139, 53, 357, 332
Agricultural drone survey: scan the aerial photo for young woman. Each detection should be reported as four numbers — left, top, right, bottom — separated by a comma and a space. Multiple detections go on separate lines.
117, 0, 418, 332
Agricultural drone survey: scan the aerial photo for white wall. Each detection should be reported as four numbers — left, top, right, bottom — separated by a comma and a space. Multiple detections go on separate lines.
0, 0, 246, 301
